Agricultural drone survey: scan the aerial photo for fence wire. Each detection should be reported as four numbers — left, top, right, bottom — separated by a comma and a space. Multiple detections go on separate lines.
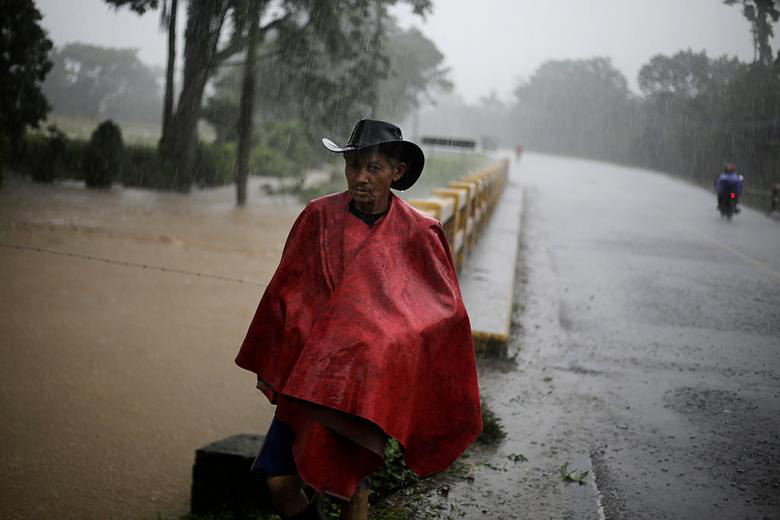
0, 242, 267, 288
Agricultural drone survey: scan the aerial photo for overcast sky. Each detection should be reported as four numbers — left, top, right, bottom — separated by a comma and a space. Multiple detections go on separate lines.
36, 0, 778, 104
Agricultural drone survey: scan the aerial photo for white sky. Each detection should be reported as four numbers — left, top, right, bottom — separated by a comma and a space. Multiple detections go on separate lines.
36, 0, 778, 104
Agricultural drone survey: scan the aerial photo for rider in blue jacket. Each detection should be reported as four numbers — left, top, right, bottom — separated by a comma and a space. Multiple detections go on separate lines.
715, 163, 744, 213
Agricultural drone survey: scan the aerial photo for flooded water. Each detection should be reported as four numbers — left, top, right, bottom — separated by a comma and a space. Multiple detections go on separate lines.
0, 177, 302, 519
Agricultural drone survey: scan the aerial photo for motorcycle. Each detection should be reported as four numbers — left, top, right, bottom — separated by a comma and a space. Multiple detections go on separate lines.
716, 173, 743, 221
719, 191, 738, 220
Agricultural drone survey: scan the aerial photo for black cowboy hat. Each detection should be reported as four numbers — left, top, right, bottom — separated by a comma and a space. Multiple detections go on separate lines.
322, 119, 425, 191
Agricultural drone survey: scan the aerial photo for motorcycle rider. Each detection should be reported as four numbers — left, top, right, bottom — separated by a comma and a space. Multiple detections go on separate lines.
715, 163, 744, 214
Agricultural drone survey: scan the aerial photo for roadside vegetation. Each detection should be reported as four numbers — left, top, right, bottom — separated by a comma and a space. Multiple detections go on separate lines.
1, 0, 451, 201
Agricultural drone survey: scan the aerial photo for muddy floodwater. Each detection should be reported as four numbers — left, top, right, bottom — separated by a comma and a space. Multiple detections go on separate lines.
0, 176, 301, 519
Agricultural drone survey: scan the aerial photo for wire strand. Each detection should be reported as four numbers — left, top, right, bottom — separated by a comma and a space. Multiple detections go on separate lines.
0, 242, 267, 288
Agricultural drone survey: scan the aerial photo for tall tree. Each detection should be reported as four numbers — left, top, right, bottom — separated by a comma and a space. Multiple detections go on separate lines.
230, 0, 432, 205
513, 58, 634, 159
159, 1, 235, 190
203, 14, 448, 145
638, 50, 714, 99
0, 0, 53, 164
105, 0, 179, 168
724, 0, 780, 65
235, 2, 260, 206
375, 25, 452, 121
160, 0, 178, 139
115, 0, 432, 194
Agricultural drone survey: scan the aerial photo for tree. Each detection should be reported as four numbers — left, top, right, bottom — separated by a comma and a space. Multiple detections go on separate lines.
235, 3, 260, 206
375, 26, 452, 121
513, 58, 634, 159
105, 0, 178, 158
724, 0, 780, 65
159, 1, 238, 190
638, 50, 715, 99
105, 0, 159, 13
200, 5, 442, 204
0, 0, 53, 165
229, 0, 432, 205
204, 14, 446, 148
160, 0, 178, 139
114, 0, 432, 195
43, 44, 162, 124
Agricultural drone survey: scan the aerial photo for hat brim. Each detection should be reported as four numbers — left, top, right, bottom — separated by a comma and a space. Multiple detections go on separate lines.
321, 137, 357, 153
321, 138, 424, 192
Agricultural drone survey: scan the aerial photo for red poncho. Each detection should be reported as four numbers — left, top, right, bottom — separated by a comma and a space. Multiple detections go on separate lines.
235, 192, 482, 499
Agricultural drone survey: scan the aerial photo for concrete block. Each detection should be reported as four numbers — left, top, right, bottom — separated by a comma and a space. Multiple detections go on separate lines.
190, 433, 273, 516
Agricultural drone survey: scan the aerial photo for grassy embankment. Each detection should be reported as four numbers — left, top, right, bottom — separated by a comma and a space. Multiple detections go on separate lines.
43, 114, 164, 145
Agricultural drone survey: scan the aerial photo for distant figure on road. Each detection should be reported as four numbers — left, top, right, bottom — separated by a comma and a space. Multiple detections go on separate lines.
515, 144, 524, 159
715, 162, 744, 214
235, 119, 482, 520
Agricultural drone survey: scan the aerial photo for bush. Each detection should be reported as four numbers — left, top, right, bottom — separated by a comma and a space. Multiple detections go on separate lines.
250, 120, 319, 179
83, 120, 123, 187
29, 125, 69, 183
250, 144, 295, 178
121, 144, 170, 189
195, 141, 236, 187
120, 141, 236, 190
16, 123, 237, 191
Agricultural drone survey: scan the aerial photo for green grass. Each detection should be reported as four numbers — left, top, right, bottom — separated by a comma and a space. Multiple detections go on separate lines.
399, 148, 493, 201
477, 400, 506, 446
42, 114, 162, 145
41, 114, 218, 146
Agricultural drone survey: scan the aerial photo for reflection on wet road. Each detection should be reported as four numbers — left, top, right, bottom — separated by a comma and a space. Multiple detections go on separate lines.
445, 152, 780, 519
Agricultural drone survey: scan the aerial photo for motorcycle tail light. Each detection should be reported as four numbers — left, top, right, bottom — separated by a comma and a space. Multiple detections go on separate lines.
730, 192, 736, 199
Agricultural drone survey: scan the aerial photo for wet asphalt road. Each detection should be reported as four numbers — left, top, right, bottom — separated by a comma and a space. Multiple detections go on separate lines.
431, 152, 780, 519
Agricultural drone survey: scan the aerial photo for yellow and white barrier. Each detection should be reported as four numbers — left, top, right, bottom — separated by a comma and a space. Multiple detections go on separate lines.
410, 159, 509, 273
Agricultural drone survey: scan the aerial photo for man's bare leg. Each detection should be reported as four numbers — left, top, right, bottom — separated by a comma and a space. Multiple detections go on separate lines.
267, 475, 309, 517
339, 484, 369, 520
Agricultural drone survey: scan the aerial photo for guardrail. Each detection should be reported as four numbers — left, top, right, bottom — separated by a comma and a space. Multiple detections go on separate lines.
409, 159, 509, 271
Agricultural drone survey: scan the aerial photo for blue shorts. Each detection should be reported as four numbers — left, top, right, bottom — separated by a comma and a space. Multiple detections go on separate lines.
251, 414, 373, 488
251, 415, 298, 476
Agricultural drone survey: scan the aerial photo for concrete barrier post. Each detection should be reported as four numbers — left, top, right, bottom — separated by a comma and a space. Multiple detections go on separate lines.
409, 196, 457, 253
433, 187, 470, 269
448, 180, 479, 249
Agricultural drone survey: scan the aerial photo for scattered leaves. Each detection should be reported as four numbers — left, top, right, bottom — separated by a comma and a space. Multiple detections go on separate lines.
559, 463, 589, 485
507, 453, 528, 463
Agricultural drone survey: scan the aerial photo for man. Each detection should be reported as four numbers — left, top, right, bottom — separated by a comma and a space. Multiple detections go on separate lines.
715, 162, 744, 213
235, 119, 482, 520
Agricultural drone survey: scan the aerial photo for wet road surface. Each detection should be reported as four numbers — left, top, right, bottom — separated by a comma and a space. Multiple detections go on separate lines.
435, 152, 780, 519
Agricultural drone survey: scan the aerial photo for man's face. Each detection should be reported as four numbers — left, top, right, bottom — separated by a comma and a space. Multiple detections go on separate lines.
344, 147, 406, 214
